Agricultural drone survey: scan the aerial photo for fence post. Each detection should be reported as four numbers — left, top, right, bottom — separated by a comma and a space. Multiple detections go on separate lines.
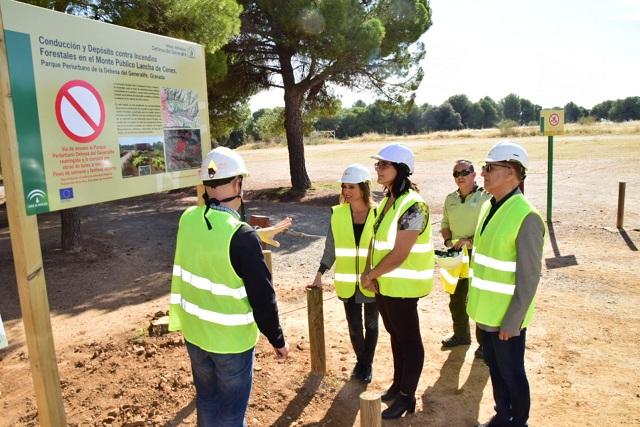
617, 181, 626, 229
306, 287, 326, 374
359, 391, 382, 427
250, 215, 271, 249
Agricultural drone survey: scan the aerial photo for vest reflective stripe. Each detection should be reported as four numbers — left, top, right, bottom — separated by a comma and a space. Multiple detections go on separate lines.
334, 273, 358, 282
439, 245, 470, 294
467, 194, 542, 327
169, 206, 259, 354
381, 268, 433, 280
170, 293, 255, 326
331, 204, 376, 298
173, 265, 247, 299
335, 248, 369, 257
468, 277, 516, 295
371, 190, 434, 298
372, 193, 421, 250
372, 241, 433, 253
439, 267, 458, 292
472, 252, 516, 272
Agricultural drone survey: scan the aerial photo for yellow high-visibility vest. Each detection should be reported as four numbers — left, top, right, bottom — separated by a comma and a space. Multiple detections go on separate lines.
371, 190, 434, 298
331, 204, 376, 298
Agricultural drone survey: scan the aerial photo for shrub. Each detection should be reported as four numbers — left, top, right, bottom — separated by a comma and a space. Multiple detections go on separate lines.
498, 120, 519, 136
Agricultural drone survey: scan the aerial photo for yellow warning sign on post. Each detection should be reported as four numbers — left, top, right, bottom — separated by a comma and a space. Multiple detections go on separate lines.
540, 109, 565, 136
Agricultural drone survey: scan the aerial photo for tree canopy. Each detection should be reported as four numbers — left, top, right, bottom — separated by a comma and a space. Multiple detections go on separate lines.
223, 0, 432, 191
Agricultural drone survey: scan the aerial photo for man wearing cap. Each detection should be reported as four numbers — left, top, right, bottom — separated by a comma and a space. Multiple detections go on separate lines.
469, 141, 545, 427
169, 147, 290, 426
440, 160, 491, 359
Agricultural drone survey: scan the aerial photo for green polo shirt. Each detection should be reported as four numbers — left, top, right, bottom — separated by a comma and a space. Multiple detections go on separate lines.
441, 186, 492, 239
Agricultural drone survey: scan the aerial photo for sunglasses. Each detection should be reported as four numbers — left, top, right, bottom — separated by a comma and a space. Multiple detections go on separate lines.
452, 169, 473, 178
482, 163, 511, 173
374, 161, 393, 169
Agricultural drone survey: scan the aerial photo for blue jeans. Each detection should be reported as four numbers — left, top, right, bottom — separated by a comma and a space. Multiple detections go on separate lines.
481, 329, 530, 427
186, 341, 254, 427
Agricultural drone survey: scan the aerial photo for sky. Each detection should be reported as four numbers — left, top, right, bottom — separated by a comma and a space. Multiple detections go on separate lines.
249, 0, 640, 111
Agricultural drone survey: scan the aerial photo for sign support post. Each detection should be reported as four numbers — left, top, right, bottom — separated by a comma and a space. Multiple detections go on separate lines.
0, 26, 67, 426
547, 135, 553, 224
540, 109, 565, 225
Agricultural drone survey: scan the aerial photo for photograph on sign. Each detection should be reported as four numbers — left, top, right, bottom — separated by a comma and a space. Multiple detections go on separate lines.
0, 0, 209, 215
118, 135, 165, 178
164, 129, 202, 172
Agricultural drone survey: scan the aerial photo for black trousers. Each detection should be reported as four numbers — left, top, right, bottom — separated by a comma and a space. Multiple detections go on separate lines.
449, 278, 482, 345
343, 298, 379, 366
481, 329, 530, 427
376, 294, 424, 396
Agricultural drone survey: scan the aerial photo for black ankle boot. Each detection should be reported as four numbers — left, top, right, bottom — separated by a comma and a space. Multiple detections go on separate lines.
380, 383, 399, 402
381, 394, 416, 419
357, 364, 372, 384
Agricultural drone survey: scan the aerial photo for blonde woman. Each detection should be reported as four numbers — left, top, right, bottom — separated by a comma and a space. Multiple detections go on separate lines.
309, 164, 379, 384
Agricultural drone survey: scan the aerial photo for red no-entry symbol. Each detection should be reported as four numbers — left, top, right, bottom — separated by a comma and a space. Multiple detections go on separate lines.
549, 113, 560, 127
55, 80, 106, 143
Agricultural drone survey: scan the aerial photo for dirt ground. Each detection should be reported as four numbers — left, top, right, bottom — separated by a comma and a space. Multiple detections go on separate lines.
1, 134, 640, 426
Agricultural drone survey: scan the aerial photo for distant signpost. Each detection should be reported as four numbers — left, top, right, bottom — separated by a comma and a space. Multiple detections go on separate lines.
540, 109, 565, 223
540, 109, 565, 136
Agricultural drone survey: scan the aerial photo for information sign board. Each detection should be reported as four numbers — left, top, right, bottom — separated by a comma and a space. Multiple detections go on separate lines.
0, 0, 209, 214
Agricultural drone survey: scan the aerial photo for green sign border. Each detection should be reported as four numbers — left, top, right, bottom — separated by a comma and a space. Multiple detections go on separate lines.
5, 29, 48, 215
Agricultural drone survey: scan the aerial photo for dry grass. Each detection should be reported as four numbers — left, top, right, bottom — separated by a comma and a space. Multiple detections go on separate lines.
244, 120, 640, 149
347, 121, 640, 144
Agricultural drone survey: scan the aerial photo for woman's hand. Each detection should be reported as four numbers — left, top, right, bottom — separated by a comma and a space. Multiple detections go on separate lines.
256, 217, 293, 248
361, 272, 378, 293
306, 272, 323, 290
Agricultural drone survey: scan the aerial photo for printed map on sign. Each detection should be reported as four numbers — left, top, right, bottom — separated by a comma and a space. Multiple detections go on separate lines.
160, 88, 200, 129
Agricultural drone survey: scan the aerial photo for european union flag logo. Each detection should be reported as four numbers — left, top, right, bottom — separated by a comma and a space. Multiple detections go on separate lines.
59, 187, 74, 200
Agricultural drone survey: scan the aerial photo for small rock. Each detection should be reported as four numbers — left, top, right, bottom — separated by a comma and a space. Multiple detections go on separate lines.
148, 316, 169, 337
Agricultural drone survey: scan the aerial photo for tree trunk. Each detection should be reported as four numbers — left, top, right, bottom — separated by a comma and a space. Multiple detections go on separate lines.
283, 88, 311, 192
60, 208, 82, 253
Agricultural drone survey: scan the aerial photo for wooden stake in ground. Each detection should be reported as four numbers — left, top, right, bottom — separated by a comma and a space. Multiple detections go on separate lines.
306, 286, 326, 374
0, 25, 66, 426
359, 391, 382, 427
617, 181, 626, 229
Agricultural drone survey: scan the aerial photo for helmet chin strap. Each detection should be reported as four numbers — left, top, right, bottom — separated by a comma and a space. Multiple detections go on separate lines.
202, 177, 245, 229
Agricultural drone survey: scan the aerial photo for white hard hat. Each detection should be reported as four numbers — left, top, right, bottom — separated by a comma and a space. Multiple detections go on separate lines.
338, 164, 371, 184
485, 140, 529, 169
200, 147, 248, 181
435, 250, 463, 270
371, 143, 415, 174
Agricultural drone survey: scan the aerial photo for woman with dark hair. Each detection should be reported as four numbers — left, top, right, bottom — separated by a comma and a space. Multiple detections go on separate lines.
309, 164, 379, 384
361, 144, 435, 419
